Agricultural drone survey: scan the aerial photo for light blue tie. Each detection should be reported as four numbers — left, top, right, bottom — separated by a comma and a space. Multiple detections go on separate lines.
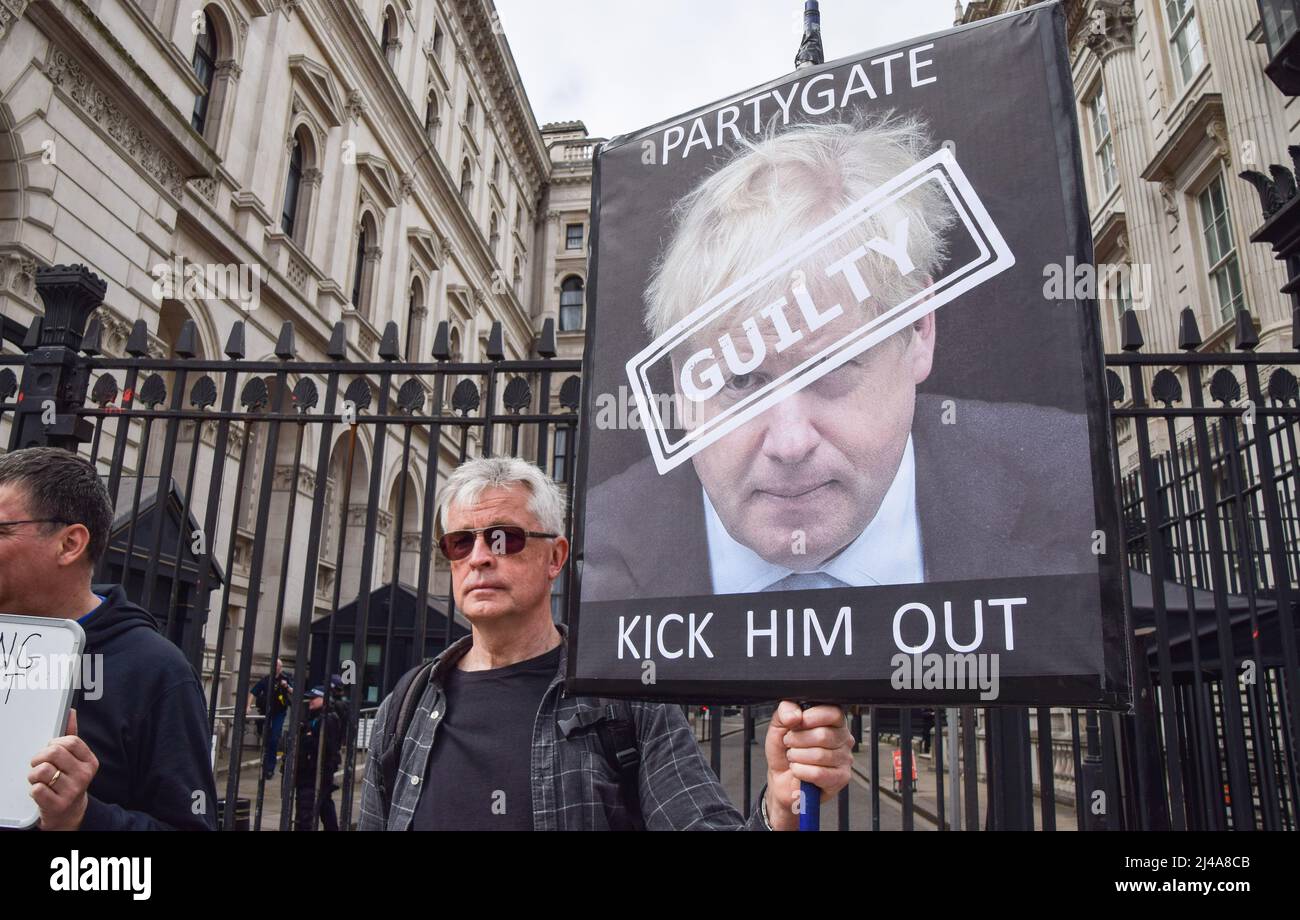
763, 571, 849, 592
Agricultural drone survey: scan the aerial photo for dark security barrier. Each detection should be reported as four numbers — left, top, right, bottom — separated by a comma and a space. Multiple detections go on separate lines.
1, 265, 582, 832
1, 265, 1296, 831
1107, 307, 1300, 832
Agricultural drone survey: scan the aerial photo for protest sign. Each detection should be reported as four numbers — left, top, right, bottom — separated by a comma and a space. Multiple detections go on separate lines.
567, 3, 1129, 707
0, 613, 84, 829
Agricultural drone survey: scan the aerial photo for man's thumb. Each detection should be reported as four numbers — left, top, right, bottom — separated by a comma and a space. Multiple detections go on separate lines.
65, 707, 78, 736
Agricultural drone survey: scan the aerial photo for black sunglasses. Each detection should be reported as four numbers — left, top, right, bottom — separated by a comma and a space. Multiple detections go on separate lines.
437, 525, 557, 561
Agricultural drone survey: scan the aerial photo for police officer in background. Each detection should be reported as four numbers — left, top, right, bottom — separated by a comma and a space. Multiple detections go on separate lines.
294, 687, 343, 832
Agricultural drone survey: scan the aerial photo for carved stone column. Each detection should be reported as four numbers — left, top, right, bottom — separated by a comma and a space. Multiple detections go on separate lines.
1086, 0, 1176, 348
300, 166, 323, 249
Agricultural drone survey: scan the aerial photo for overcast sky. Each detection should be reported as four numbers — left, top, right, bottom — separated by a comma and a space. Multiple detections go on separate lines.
493, 0, 967, 140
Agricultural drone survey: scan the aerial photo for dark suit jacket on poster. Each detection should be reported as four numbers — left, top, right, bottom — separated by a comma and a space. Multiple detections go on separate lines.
580, 395, 1098, 602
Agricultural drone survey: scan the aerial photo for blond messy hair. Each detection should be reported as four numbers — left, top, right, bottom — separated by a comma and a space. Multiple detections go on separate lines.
644, 113, 956, 340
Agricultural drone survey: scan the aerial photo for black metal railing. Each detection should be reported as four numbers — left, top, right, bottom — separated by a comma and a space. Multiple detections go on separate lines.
1, 265, 1297, 831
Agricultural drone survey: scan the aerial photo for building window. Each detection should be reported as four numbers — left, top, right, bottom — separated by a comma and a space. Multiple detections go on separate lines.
405, 280, 423, 362
1115, 266, 1132, 319
380, 6, 398, 67
1165, 0, 1204, 87
459, 158, 473, 204
513, 257, 522, 299
490, 212, 501, 261
1088, 87, 1117, 196
515, 203, 522, 229
191, 12, 217, 134
352, 213, 378, 316
565, 223, 583, 250
552, 427, 569, 482
560, 276, 584, 331
1198, 174, 1246, 324
432, 22, 444, 59
1104, 262, 1132, 326
424, 91, 439, 142
465, 96, 476, 131
281, 133, 304, 237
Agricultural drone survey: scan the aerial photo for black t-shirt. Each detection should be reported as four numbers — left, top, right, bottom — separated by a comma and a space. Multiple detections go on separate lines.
411, 645, 561, 831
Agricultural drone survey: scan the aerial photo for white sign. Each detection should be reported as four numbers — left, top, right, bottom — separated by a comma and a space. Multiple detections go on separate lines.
0, 613, 84, 829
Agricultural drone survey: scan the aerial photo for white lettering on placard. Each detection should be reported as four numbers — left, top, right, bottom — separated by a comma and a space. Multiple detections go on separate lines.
656, 42, 941, 164
618, 613, 714, 659
746, 606, 852, 657
890, 598, 1026, 654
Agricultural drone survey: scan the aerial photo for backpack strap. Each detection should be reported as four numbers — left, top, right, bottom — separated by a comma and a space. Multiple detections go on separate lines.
559, 701, 643, 829
377, 659, 438, 818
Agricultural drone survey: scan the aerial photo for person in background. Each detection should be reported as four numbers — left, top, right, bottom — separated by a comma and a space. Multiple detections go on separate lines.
249, 658, 293, 780
2, 447, 216, 830
294, 686, 342, 832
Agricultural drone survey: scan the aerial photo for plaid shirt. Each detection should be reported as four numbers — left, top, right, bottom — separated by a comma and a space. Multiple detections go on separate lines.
358, 628, 767, 831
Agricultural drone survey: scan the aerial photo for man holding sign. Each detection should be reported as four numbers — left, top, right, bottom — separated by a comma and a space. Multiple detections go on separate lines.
0, 448, 215, 830
359, 457, 853, 830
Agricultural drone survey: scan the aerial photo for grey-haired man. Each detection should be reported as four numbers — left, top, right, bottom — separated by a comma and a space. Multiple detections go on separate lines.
359, 457, 853, 830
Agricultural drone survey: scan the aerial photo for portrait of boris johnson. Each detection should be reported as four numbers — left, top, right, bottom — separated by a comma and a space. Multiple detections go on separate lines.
582, 114, 1097, 602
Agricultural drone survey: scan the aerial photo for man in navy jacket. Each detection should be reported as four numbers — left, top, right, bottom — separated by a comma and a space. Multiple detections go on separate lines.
0, 447, 216, 830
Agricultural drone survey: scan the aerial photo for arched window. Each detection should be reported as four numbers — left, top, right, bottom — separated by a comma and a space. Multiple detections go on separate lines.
380, 6, 398, 66
351, 223, 367, 307
424, 90, 439, 142
560, 276, 584, 331
352, 213, 378, 316
489, 212, 500, 261
191, 12, 217, 133
459, 158, 473, 204
281, 133, 304, 237
405, 279, 424, 362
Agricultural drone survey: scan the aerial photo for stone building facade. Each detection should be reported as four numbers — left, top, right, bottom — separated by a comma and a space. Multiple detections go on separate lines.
960, 0, 1296, 461
0, 0, 593, 714
956, 0, 1298, 800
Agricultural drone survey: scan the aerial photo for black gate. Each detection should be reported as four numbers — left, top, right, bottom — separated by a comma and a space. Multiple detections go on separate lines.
2, 265, 1297, 831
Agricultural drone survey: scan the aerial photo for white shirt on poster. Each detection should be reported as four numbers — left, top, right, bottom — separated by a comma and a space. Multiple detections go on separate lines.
703, 436, 925, 594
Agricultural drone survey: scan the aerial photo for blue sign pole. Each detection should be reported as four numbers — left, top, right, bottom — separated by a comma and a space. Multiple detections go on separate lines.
799, 702, 820, 831
792, 5, 824, 831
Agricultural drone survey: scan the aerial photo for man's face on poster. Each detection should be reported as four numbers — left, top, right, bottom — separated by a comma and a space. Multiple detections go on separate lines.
671, 273, 936, 571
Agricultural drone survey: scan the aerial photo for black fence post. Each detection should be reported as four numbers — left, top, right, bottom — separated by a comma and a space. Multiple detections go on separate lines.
986, 707, 1033, 829
9, 264, 103, 452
